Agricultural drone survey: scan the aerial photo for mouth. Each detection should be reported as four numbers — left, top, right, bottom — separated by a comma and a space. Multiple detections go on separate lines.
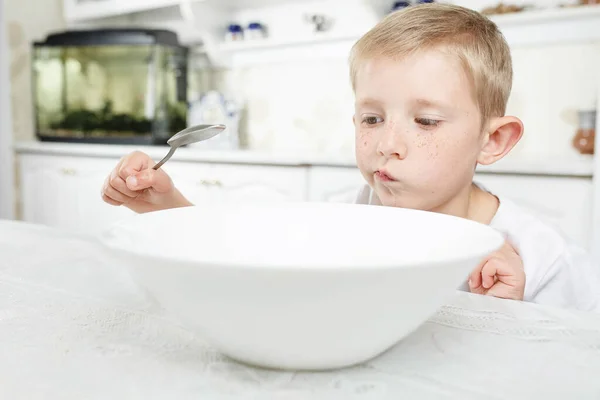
374, 170, 396, 182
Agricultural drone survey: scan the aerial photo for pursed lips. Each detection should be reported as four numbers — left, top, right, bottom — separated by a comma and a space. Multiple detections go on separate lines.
374, 170, 396, 182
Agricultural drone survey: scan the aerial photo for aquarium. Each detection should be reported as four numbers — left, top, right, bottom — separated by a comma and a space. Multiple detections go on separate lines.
32, 29, 188, 145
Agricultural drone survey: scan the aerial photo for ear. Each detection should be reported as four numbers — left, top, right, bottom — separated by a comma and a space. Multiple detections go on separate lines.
352, 114, 356, 127
477, 116, 524, 165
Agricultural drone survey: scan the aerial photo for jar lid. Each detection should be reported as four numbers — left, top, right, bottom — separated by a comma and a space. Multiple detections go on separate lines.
227, 24, 243, 33
393, 1, 411, 7
248, 22, 264, 30
578, 110, 597, 130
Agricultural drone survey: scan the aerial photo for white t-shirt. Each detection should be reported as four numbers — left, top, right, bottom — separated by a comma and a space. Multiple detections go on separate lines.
355, 183, 600, 313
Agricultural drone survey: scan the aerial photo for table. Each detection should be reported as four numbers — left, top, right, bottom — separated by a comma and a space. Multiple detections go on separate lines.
1, 220, 600, 399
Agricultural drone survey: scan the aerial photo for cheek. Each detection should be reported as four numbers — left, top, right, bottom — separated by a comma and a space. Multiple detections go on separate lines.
355, 128, 376, 157
415, 131, 479, 179
422, 133, 479, 180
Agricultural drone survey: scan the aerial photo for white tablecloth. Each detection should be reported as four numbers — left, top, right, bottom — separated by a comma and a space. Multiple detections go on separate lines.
1, 220, 600, 399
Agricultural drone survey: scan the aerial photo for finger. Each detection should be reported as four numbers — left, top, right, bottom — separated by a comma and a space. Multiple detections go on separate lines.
481, 259, 499, 289
469, 261, 485, 290
469, 283, 486, 296
118, 151, 153, 180
485, 281, 514, 298
127, 169, 172, 193
102, 193, 123, 206
109, 169, 139, 198
103, 184, 133, 204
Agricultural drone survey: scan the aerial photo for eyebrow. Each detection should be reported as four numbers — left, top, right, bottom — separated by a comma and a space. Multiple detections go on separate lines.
414, 98, 455, 112
355, 98, 382, 108
356, 97, 456, 111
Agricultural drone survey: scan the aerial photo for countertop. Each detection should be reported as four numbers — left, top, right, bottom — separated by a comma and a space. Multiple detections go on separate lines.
14, 140, 596, 177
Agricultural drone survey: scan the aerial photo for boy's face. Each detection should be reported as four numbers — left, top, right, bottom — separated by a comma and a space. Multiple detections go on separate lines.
353, 49, 485, 212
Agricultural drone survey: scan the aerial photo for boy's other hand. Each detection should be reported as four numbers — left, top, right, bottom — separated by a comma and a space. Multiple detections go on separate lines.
101, 151, 192, 213
468, 240, 525, 301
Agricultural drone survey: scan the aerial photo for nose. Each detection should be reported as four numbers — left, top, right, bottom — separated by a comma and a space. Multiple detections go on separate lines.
377, 122, 407, 160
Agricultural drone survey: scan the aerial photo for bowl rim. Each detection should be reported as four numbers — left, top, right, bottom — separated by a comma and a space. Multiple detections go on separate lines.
98, 202, 506, 271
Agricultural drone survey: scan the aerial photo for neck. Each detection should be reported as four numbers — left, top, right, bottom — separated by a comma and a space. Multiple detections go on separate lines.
430, 183, 499, 225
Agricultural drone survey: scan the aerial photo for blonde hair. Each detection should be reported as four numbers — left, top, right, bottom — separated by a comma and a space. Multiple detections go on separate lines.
349, 3, 512, 120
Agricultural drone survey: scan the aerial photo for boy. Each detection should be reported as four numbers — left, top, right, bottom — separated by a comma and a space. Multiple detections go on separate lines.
101, 4, 600, 312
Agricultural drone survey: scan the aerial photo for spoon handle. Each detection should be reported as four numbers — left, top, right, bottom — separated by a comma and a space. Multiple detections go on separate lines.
153, 147, 177, 171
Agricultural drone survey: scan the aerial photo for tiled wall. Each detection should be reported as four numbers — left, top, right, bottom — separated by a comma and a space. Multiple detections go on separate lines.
210, 42, 599, 159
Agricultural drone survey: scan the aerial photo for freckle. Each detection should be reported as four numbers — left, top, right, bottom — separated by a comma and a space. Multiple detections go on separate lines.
363, 141, 368, 147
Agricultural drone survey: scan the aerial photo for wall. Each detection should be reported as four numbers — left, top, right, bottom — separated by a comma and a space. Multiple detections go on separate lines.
6, 0, 66, 142
211, 41, 600, 159
205, 0, 598, 159
1, 0, 15, 219
6, 0, 598, 162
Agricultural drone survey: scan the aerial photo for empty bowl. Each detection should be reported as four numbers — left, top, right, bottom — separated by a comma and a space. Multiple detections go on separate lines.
99, 202, 504, 371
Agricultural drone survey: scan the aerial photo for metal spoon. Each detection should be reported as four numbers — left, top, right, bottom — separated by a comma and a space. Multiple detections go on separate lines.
152, 124, 226, 170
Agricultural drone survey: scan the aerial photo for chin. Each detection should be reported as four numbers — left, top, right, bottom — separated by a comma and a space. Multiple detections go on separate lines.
374, 187, 427, 210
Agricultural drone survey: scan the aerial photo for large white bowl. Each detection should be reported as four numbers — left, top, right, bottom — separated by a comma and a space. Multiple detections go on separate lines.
100, 202, 503, 370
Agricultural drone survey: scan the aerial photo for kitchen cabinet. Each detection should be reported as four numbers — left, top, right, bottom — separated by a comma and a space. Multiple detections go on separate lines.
306, 167, 594, 251
307, 166, 367, 203
164, 161, 307, 206
63, 0, 183, 22
18, 154, 136, 235
17, 152, 307, 235
14, 145, 596, 254
474, 174, 593, 250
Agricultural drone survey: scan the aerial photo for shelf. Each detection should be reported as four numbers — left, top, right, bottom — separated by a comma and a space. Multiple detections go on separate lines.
487, 4, 600, 47
64, 0, 290, 22
218, 32, 360, 53
206, 3, 600, 66
214, 32, 361, 66
488, 4, 600, 26
64, 0, 185, 23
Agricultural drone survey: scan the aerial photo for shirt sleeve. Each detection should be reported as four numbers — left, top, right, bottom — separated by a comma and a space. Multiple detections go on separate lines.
527, 243, 600, 313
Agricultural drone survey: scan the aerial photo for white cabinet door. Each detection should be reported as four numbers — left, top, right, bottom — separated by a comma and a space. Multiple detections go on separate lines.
210, 164, 308, 203
63, 0, 181, 22
165, 162, 308, 205
308, 166, 366, 203
20, 157, 81, 230
474, 173, 593, 250
160, 162, 216, 207
18, 154, 135, 235
18, 154, 310, 235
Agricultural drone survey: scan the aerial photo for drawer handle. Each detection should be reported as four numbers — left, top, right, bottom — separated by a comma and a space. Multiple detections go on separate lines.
197, 179, 223, 187
61, 168, 77, 176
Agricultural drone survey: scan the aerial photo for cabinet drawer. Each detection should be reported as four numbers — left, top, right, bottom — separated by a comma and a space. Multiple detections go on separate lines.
307, 166, 366, 203
474, 173, 593, 249
160, 161, 309, 205
18, 154, 135, 234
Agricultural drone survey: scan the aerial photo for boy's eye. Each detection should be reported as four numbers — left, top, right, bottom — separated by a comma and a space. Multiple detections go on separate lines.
362, 115, 383, 125
415, 118, 439, 128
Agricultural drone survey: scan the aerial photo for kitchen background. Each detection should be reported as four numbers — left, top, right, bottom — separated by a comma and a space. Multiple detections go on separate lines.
2, 0, 600, 260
